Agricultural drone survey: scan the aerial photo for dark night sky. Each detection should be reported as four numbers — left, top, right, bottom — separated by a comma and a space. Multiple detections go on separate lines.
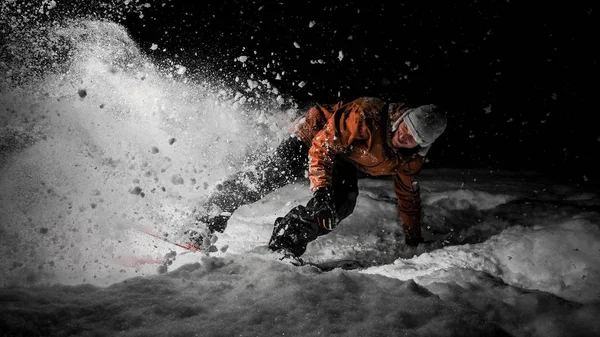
34, 0, 600, 184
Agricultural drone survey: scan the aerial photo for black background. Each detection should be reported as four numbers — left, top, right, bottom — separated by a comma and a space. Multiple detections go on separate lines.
48, 1, 600, 184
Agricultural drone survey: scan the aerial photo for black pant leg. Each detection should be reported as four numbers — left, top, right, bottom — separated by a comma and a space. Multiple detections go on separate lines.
254, 136, 309, 195
331, 159, 359, 222
205, 136, 309, 214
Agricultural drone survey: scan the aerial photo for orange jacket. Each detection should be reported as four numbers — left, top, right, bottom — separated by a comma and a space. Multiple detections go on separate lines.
294, 97, 425, 237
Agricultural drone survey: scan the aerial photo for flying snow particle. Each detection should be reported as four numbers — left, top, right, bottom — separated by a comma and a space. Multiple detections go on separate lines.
298, 81, 306, 88
293, 42, 301, 49
338, 51, 344, 61
78, 89, 87, 98
171, 175, 184, 185
150, 43, 158, 50
309, 21, 316, 28
260, 79, 272, 88
175, 65, 186, 75
130, 186, 143, 195
236, 56, 248, 63
247, 80, 259, 89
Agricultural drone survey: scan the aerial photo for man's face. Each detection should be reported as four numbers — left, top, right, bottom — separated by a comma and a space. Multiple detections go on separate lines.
392, 121, 418, 149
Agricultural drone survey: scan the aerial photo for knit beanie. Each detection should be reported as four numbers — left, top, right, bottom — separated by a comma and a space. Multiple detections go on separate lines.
404, 104, 447, 147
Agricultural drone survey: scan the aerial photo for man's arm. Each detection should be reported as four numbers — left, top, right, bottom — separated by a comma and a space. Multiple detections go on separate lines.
307, 103, 369, 192
392, 156, 425, 239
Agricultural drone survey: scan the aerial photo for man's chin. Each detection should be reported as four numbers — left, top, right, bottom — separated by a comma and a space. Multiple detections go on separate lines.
394, 143, 418, 150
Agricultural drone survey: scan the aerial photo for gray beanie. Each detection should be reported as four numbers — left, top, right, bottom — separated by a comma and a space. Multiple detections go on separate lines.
404, 104, 447, 147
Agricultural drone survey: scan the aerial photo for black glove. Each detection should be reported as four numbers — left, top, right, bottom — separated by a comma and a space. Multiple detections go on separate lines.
268, 205, 317, 257
268, 189, 338, 257
306, 188, 338, 232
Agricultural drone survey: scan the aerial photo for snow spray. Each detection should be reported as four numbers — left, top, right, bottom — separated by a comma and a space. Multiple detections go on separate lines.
0, 4, 297, 286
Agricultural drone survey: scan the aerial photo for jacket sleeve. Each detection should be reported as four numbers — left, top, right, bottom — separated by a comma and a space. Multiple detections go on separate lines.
307, 102, 370, 192
393, 156, 424, 237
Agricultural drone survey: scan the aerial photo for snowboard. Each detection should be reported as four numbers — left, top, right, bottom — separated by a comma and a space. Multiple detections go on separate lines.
249, 245, 371, 271
132, 231, 439, 273
123, 227, 204, 273
300, 259, 369, 271
137, 227, 202, 252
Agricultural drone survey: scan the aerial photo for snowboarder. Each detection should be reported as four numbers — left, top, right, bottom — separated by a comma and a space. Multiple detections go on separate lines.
189, 96, 447, 257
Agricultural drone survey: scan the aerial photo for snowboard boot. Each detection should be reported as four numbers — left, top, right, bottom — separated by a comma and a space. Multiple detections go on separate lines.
185, 212, 232, 250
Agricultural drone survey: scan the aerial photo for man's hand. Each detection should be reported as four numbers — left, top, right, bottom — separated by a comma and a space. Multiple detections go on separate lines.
268, 205, 315, 257
268, 188, 338, 257
307, 188, 337, 232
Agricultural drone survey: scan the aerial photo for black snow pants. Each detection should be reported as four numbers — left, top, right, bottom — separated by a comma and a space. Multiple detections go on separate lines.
204, 136, 359, 253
